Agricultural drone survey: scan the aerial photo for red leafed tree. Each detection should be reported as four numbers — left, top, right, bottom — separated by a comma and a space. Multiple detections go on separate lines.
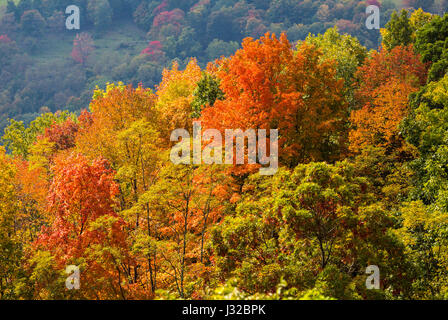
355, 45, 428, 106
71, 33, 94, 65
42, 118, 79, 151
34, 153, 134, 299
141, 40, 164, 61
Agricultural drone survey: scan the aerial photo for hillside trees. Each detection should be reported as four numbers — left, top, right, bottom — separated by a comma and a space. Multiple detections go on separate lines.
0, 0, 420, 131
137, 163, 230, 298
0, 20, 446, 299
211, 162, 407, 298
0, 148, 23, 299
33, 153, 132, 299
200, 33, 347, 167
71, 33, 94, 66
415, 12, 448, 82
349, 45, 427, 153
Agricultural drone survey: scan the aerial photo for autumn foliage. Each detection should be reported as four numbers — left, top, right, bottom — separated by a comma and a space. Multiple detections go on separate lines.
35, 153, 132, 299
2, 26, 446, 300
200, 33, 347, 167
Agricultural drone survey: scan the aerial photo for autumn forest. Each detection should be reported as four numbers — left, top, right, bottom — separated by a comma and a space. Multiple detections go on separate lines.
2, 0, 448, 301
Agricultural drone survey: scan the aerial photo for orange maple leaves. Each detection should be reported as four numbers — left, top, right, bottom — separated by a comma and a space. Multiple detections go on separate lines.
200, 33, 347, 166
349, 45, 428, 152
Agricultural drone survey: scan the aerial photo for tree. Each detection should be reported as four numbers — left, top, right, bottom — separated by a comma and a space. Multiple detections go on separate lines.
0, 147, 23, 299
34, 153, 132, 299
355, 45, 427, 104
395, 201, 448, 298
6, 1, 18, 20
381, 10, 413, 51
191, 72, 224, 119
401, 74, 448, 207
149, 8, 185, 40
71, 33, 94, 66
87, 0, 113, 31
211, 161, 406, 298
141, 40, 165, 62
76, 83, 158, 164
20, 9, 46, 36
350, 76, 419, 152
206, 5, 246, 42
206, 39, 239, 62
42, 117, 79, 151
47, 10, 65, 31
350, 146, 415, 210
12, 158, 49, 243
155, 59, 202, 141
200, 33, 347, 167
16, 0, 32, 19
138, 162, 230, 298
349, 45, 427, 154
305, 27, 367, 109
409, 8, 433, 32
415, 13, 448, 82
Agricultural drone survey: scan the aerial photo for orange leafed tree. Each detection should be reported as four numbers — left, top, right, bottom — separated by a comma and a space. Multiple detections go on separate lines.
350, 79, 418, 151
34, 153, 134, 299
200, 33, 347, 167
350, 45, 428, 152
155, 58, 202, 142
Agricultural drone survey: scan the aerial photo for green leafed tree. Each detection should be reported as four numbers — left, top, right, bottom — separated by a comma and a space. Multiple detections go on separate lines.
381, 9, 414, 51
415, 13, 448, 82
211, 161, 406, 299
191, 72, 224, 119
